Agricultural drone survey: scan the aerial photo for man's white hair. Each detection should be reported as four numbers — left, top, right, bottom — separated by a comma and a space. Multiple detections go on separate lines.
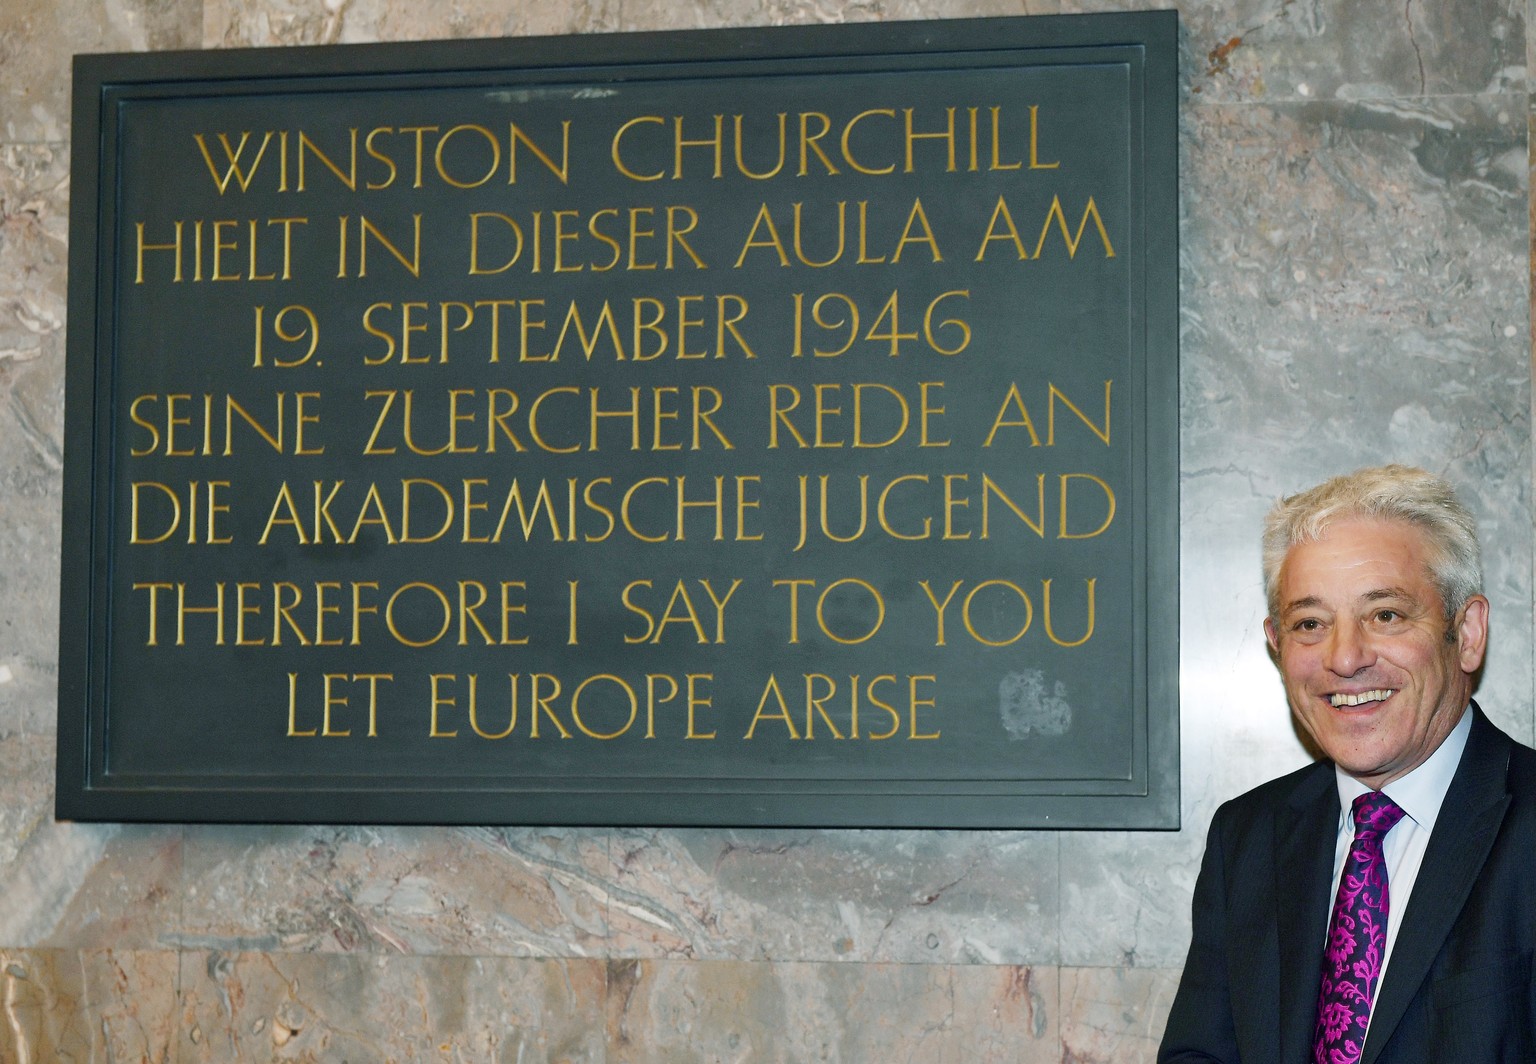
1261, 464, 1482, 620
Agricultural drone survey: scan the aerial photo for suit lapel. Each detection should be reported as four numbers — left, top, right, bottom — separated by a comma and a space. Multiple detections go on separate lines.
1361, 705, 1512, 1064
1274, 765, 1340, 1063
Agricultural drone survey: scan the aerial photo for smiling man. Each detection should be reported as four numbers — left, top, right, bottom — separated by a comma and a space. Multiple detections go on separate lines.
1159, 465, 1536, 1064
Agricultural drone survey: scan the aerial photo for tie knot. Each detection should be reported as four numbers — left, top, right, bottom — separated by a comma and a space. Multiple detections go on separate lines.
1352, 790, 1405, 837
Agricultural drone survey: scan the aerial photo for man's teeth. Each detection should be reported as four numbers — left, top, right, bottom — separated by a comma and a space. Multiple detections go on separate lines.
1330, 690, 1392, 708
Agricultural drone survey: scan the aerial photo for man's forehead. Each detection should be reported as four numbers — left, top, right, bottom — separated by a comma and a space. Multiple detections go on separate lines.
1275, 584, 1420, 617
1276, 518, 1439, 606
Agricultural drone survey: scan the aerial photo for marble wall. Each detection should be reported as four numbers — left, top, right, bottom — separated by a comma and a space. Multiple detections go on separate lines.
0, 0, 1527, 1059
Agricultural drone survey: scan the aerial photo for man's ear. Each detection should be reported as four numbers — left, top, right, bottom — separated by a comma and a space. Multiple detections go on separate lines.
1263, 616, 1280, 654
1456, 594, 1490, 674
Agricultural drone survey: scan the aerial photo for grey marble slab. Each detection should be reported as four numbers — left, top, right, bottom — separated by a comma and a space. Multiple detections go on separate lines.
176, 824, 616, 956
608, 958, 1060, 1063
0, 1, 199, 144
204, 0, 621, 45
605, 827, 1061, 965
180, 950, 609, 1062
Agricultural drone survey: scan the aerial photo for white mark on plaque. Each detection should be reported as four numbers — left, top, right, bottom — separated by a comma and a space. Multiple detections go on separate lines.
999, 671, 1072, 739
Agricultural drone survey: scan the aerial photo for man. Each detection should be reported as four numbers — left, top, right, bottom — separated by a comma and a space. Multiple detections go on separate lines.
1159, 465, 1536, 1064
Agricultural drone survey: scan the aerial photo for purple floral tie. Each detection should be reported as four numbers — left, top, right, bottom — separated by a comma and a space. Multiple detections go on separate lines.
1312, 791, 1405, 1064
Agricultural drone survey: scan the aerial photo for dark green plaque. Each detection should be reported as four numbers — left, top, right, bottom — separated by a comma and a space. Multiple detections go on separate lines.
60, 12, 1179, 827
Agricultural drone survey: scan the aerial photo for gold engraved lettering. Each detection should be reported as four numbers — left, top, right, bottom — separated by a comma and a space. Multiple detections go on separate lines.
734, 113, 786, 179
908, 676, 940, 739
621, 578, 741, 645
902, 107, 955, 172
843, 110, 896, 175
1058, 474, 1116, 539
429, 673, 460, 737
803, 674, 845, 739
286, 672, 315, 736
1049, 381, 1112, 445
1043, 577, 1097, 647
471, 675, 517, 739
612, 116, 666, 181
1028, 105, 1058, 170
672, 114, 724, 178
745, 675, 801, 739
570, 675, 639, 739
195, 132, 275, 193
1035, 196, 1115, 259
529, 674, 572, 738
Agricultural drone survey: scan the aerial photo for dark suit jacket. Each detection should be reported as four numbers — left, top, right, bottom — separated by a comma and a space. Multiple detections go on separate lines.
1159, 704, 1536, 1063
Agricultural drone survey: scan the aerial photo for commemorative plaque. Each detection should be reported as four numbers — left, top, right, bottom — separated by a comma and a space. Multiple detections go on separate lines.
60, 12, 1179, 826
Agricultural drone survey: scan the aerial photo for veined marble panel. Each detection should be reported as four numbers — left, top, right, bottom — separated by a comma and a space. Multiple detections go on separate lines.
1530, 0, 1536, 83
177, 824, 616, 956
1179, 94, 1530, 735
0, 145, 67, 376
0, 490, 58, 738
0, 948, 179, 1064
0, 0, 200, 144
1058, 831, 1202, 969
1070, 0, 1525, 104
202, 0, 1056, 48
0, 143, 69, 737
1058, 966, 1180, 1064
180, 950, 608, 1062
608, 0, 775, 31
607, 958, 1057, 1063
1173, 468, 1309, 809
0, 733, 53, 878
0, 733, 182, 951
623, 0, 1052, 32
37, 824, 183, 951
604, 828, 1059, 965
203, 0, 621, 46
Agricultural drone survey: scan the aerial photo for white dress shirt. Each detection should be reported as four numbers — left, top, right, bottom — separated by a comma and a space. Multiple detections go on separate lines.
1329, 705, 1472, 1031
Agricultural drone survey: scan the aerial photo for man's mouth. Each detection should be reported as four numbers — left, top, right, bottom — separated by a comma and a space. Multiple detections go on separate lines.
1329, 689, 1393, 708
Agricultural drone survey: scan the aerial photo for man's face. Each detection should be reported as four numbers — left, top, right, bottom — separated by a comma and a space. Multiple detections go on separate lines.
1263, 517, 1488, 789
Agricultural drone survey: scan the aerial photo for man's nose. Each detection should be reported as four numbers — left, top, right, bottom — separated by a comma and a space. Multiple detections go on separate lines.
1323, 621, 1374, 675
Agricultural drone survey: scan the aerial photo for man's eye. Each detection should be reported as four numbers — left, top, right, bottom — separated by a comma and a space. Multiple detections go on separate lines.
1294, 618, 1321, 632
1375, 610, 1400, 623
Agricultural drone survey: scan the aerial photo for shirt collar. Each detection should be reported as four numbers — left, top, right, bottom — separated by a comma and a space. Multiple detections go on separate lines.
1334, 705, 1472, 833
